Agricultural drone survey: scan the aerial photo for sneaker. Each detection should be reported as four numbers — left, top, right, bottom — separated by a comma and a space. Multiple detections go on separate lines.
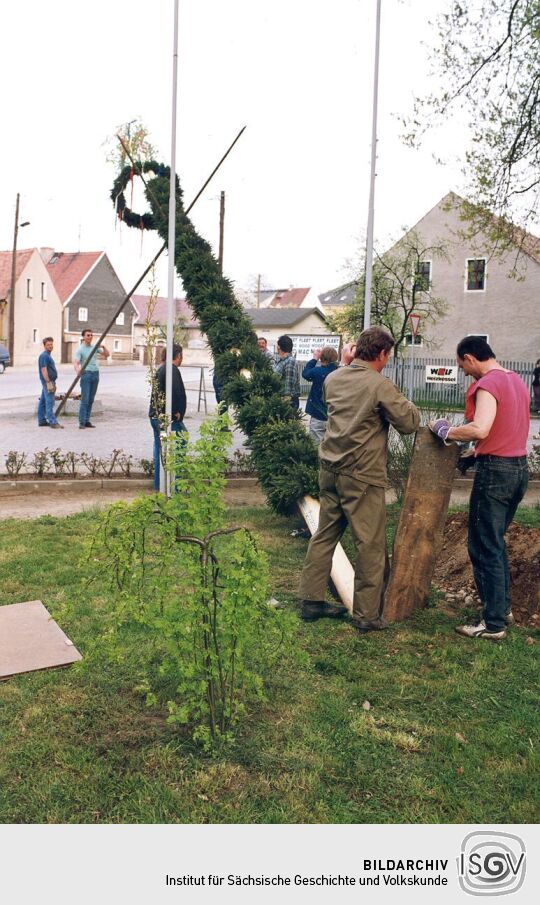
300, 600, 348, 621
38, 421, 48, 427
505, 611, 515, 626
50, 423, 64, 429
455, 620, 506, 641
85, 422, 96, 428
79, 424, 86, 429
351, 617, 388, 634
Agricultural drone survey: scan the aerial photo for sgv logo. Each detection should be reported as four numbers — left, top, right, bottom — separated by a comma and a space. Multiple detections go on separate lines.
458, 831, 526, 896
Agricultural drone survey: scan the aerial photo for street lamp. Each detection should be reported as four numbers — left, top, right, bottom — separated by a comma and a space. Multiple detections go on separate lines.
8, 193, 30, 366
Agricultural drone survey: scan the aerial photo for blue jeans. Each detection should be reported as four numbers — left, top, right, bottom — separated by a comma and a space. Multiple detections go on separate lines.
79, 370, 99, 426
150, 417, 187, 491
468, 455, 528, 631
37, 382, 58, 425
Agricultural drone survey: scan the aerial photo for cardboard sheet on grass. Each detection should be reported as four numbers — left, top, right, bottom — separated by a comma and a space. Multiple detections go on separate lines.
0, 600, 82, 680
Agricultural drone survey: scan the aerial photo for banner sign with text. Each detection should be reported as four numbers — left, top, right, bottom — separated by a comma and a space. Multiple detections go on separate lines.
425, 365, 458, 385
290, 334, 341, 361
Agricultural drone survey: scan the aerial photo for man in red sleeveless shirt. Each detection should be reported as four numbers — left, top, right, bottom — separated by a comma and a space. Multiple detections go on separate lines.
430, 337, 530, 640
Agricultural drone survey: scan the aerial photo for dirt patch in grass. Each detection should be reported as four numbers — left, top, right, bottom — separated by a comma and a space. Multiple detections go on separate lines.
433, 512, 540, 627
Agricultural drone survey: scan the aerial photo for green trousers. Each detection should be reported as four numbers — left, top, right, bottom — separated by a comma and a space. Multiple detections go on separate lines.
299, 467, 387, 624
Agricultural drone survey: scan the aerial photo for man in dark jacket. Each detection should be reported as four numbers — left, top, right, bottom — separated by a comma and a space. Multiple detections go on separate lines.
149, 344, 187, 491
302, 346, 339, 444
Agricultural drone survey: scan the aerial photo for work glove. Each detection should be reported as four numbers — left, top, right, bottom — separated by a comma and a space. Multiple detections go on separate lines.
46, 381, 56, 394
429, 418, 451, 440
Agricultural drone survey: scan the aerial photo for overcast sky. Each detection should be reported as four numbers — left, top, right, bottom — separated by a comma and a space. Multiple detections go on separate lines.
1, 0, 467, 298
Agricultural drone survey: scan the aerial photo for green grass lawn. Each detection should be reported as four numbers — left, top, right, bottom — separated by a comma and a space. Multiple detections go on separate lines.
0, 504, 538, 824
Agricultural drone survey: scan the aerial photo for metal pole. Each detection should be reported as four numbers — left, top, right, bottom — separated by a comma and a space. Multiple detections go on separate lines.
408, 339, 415, 401
363, 0, 382, 330
163, 0, 180, 496
8, 193, 20, 365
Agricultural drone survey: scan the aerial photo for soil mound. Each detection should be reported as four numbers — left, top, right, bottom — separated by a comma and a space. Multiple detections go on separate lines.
433, 512, 540, 627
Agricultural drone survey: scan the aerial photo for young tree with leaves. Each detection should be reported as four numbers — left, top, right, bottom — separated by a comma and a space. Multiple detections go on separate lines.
406, 0, 540, 251
327, 232, 449, 356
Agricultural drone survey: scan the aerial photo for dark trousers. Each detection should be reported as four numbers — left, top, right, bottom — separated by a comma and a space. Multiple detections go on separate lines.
468, 455, 528, 631
150, 417, 187, 491
79, 371, 99, 426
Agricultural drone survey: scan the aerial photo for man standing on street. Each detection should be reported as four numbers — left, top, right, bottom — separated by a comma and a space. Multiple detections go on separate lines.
74, 328, 110, 429
273, 334, 300, 410
429, 336, 530, 641
299, 327, 420, 632
149, 344, 188, 492
37, 337, 63, 429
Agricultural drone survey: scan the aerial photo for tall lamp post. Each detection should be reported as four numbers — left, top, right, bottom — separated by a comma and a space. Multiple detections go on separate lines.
8, 193, 30, 366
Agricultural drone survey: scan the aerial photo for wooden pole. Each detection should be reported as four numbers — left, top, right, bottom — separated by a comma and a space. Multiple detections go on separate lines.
384, 427, 460, 621
8, 193, 20, 366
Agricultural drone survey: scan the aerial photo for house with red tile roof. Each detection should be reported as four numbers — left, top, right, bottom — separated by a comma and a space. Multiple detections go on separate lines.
0, 248, 62, 366
42, 249, 138, 363
236, 286, 322, 310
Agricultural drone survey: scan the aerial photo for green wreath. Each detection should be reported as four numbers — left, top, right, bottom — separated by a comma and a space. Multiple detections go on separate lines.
111, 163, 319, 513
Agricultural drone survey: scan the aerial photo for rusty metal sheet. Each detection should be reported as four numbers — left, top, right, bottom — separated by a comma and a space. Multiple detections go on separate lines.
0, 600, 82, 679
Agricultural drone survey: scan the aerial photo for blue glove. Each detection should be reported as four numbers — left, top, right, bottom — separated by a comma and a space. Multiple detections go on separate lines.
429, 418, 451, 440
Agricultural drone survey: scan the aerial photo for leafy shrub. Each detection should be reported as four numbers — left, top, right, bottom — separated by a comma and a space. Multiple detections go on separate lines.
73, 414, 297, 747
4, 451, 27, 476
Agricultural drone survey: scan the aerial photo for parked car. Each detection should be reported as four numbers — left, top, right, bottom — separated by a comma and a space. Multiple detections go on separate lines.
0, 344, 11, 373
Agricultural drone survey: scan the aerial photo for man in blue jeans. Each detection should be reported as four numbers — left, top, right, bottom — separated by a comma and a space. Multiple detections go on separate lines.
430, 336, 530, 641
149, 344, 188, 491
74, 328, 110, 429
37, 336, 63, 429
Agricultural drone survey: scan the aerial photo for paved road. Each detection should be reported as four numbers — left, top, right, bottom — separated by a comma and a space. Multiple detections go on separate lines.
1, 363, 538, 475
0, 363, 248, 472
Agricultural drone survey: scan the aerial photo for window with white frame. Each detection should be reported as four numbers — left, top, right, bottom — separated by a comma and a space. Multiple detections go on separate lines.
113, 339, 121, 352
78, 307, 88, 322
466, 259, 486, 291
467, 332, 490, 343
26, 278, 33, 298
32, 328, 39, 344
404, 333, 424, 347
41, 281, 47, 300
115, 311, 125, 326
414, 261, 431, 292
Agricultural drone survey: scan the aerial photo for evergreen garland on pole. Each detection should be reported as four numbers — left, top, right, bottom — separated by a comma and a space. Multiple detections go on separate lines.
111, 162, 319, 513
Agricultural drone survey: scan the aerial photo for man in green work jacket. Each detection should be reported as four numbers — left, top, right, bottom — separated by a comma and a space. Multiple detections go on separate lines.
299, 326, 420, 633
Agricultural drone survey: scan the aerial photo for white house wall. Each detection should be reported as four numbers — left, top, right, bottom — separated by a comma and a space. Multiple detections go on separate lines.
14, 250, 62, 366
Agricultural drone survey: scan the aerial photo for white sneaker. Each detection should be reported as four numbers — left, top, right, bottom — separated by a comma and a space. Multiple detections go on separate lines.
455, 620, 507, 641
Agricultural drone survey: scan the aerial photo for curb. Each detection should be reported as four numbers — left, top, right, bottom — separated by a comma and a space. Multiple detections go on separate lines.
0, 476, 261, 498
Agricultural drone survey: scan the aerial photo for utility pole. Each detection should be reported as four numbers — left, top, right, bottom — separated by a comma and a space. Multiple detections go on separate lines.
257, 273, 261, 308
218, 190, 225, 274
8, 194, 30, 366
